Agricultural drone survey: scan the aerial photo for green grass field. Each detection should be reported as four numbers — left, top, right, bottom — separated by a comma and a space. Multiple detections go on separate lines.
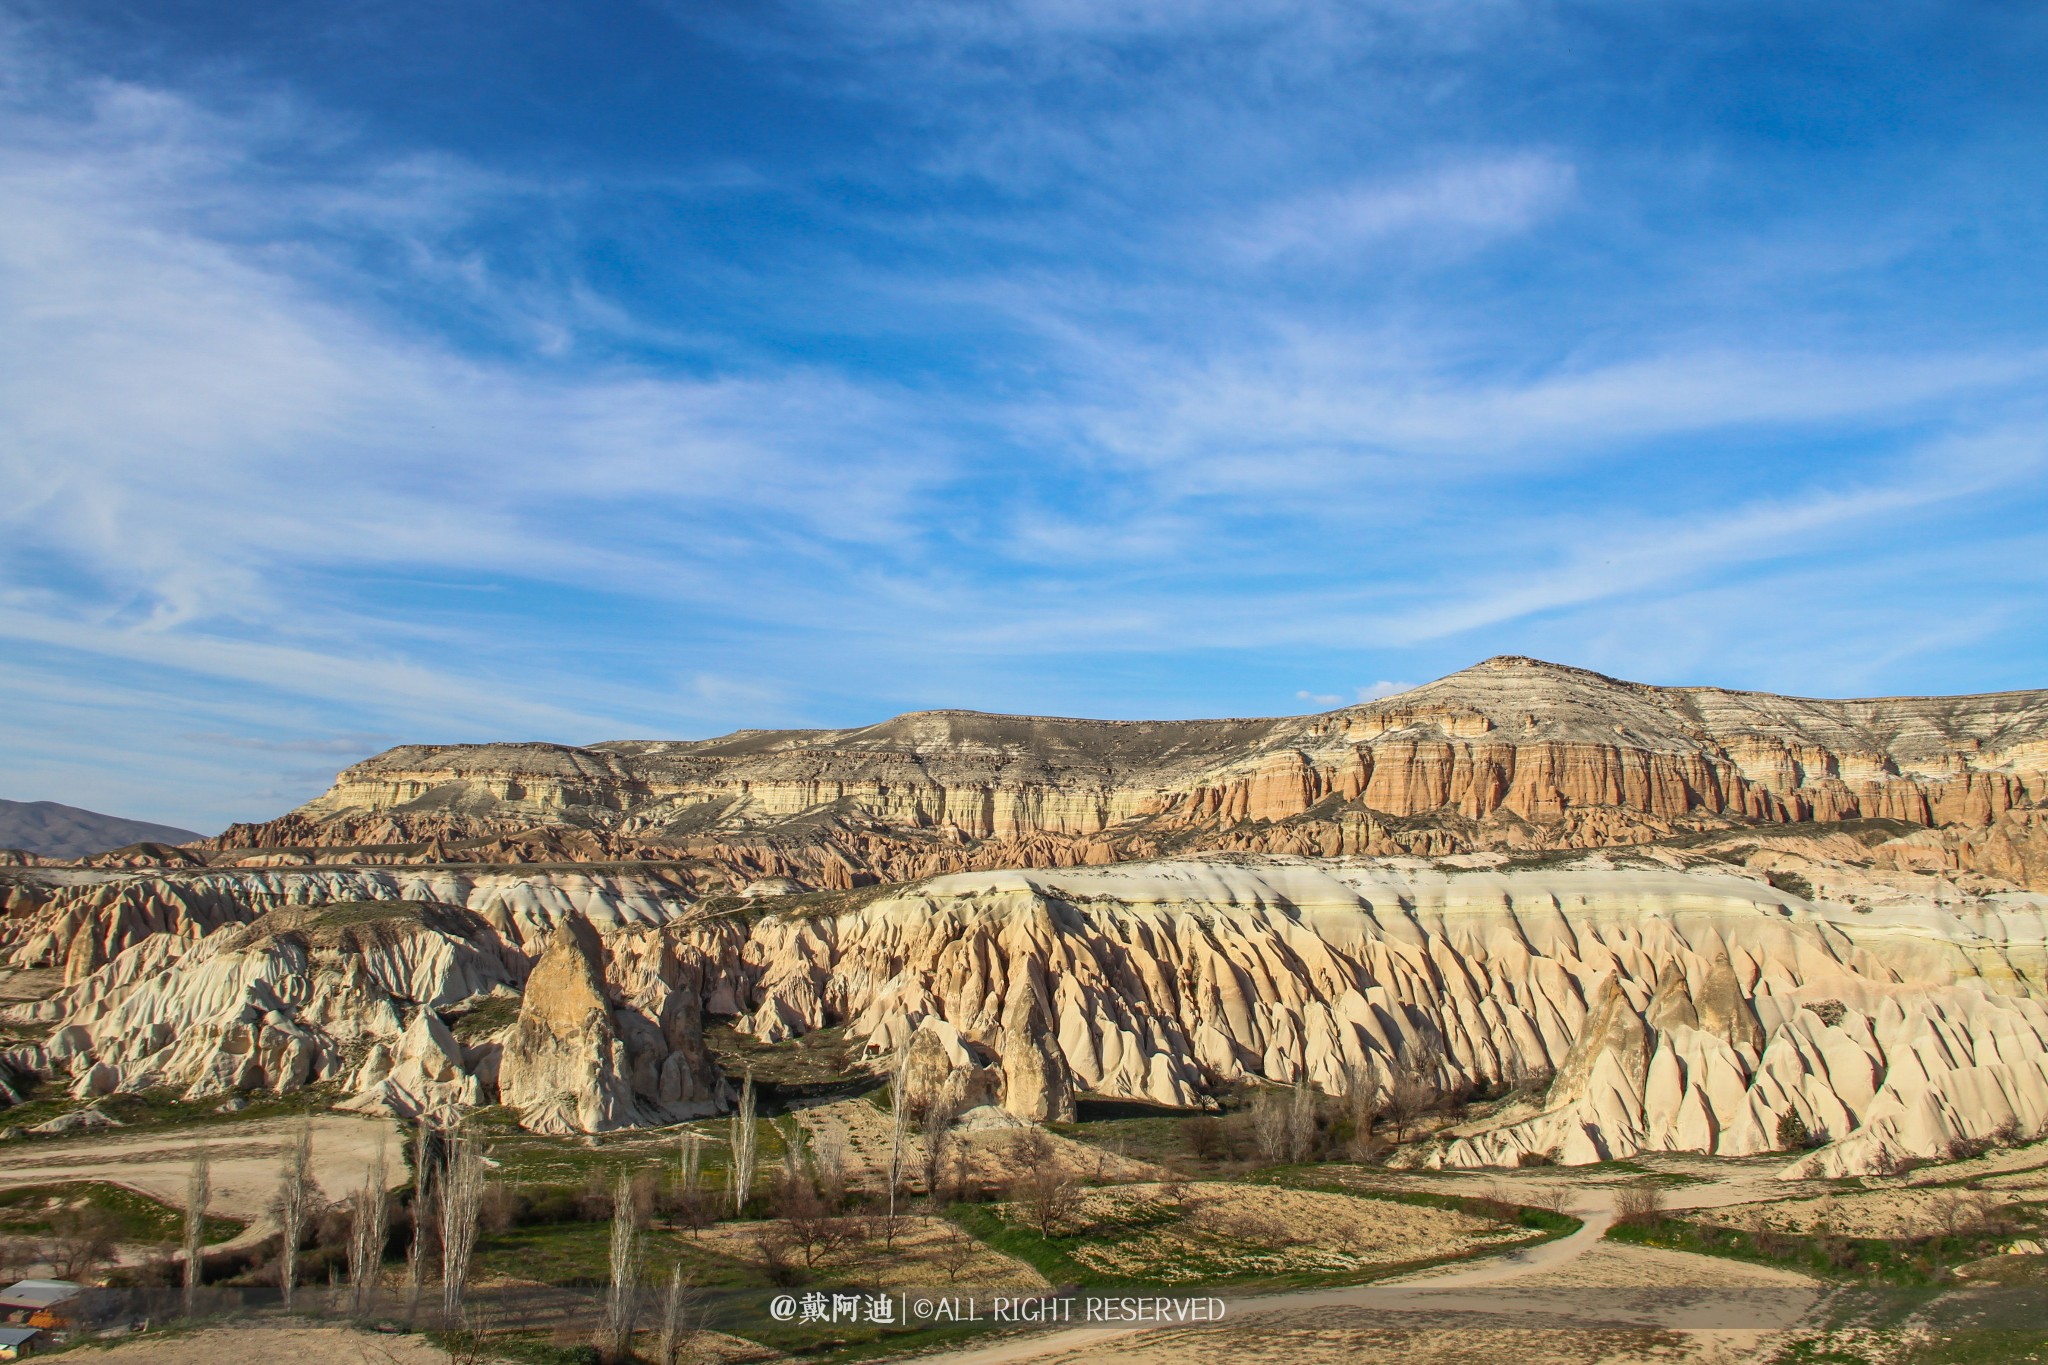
0, 1180, 243, 1244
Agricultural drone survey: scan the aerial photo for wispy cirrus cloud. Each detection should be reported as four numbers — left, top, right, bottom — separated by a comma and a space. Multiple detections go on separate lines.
185, 732, 398, 755
1235, 154, 1576, 262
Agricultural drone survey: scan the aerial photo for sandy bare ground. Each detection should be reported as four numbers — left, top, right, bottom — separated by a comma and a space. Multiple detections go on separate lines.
1703, 1182, 2038, 1239
0, 968, 58, 1003
909, 1160, 1828, 1365
1058, 1181, 1519, 1282
687, 1212, 1050, 1291
913, 1233, 1814, 1365
795, 1098, 1162, 1194
0, 1114, 404, 1238
69, 1320, 450, 1364
1329, 1153, 1835, 1218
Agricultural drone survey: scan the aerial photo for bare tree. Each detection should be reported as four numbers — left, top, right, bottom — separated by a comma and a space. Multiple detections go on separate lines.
599, 1171, 641, 1362
675, 1133, 712, 1236
1383, 1042, 1442, 1143
275, 1118, 316, 1310
935, 1220, 978, 1283
730, 1072, 759, 1217
777, 1113, 809, 1189
654, 1264, 700, 1365
346, 1138, 390, 1317
1928, 1189, 1999, 1240
885, 1040, 914, 1246
678, 1132, 703, 1200
1288, 1081, 1317, 1161
406, 1115, 438, 1323
1340, 1055, 1382, 1159
812, 1124, 848, 1209
440, 1129, 487, 1321
774, 1177, 851, 1269
1251, 1084, 1315, 1164
48, 1207, 117, 1282
920, 1096, 960, 1203
183, 1148, 211, 1317
1010, 1131, 1083, 1239
1613, 1181, 1666, 1227
443, 1300, 499, 1365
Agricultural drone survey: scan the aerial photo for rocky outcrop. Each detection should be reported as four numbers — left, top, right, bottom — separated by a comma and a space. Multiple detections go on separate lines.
9, 849, 2048, 1172
193, 656, 2047, 891
496, 919, 640, 1134
0, 865, 696, 975
341, 1008, 484, 1118
5, 900, 520, 1108
718, 857, 2048, 1175
896, 1017, 1001, 1121
495, 917, 724, 1134
998, 977, 1075, 1123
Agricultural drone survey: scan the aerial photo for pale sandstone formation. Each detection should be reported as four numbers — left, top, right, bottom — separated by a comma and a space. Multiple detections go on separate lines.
495, 918, 639, 1133
7, 852, 2048, 1171
999, 976, 1076, 1123
896, 1016, 1002, 1121
0, 880, 722, 1131
11, 901, 518, 1110
495, 917, 723, 1134
711, 857, 2048, 1176
0, 864, 691, 974
341, 1007, 484, 1118
203, 657, 2048, 889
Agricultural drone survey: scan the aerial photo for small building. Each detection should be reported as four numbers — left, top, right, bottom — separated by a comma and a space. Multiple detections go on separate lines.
0, 1325, 39, 1359
0, 1283, 79, 1326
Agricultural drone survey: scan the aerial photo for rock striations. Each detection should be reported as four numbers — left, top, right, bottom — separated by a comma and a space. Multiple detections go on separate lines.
3, 657, 2047, 1177
201, 657, 2048, 891
5, 847, 2047, 1175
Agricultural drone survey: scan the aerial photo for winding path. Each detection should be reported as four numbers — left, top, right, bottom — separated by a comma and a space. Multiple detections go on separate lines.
912, 1173, 1815, 1365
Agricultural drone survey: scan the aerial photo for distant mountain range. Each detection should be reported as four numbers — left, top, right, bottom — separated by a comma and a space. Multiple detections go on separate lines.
0, 798, 203, 859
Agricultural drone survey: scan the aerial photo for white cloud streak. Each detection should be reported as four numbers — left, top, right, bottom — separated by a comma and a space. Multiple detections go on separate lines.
1235, 154, 1576, 261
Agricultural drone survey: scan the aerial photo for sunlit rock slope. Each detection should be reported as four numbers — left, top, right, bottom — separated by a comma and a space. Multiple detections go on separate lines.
5, 851, 2044, 1174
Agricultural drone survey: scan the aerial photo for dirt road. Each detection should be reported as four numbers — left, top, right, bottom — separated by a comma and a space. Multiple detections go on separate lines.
913, 1170, 1822, 1365
0, 1114, 404, 1237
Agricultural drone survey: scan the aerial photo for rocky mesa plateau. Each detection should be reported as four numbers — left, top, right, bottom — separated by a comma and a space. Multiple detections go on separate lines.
189, 654, 2048, 891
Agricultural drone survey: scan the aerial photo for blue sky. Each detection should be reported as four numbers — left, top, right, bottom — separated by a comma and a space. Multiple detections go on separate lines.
3, 0, 2046, 832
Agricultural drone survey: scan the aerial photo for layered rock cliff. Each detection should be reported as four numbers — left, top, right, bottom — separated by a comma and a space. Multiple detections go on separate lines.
200, 657, 2048, 890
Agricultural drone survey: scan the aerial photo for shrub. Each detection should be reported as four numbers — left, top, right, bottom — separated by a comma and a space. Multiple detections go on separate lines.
481, 1181, 519, 1233
751, 1225, 805, 1287
1184, 1115, 1225, 1161
1517, 1149, 1557, 1168
576, 1174, 613, 1222
1946, 1135, 1992, 1162
1766, 870, 1815, 901
1250, 1085, 1317, 1165
1776, 1109, 1814, 1151
1613, 1182, 1665, 1227
1009, 1132, 1084, 1238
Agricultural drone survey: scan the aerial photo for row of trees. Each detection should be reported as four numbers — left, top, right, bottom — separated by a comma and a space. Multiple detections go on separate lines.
165, 1114, 699, 1363
155, 1056, 962, 1358
1186, 1042, 1534, 1167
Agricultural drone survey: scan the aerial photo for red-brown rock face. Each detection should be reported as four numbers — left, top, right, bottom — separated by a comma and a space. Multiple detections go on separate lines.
202, 656, 2048, 888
